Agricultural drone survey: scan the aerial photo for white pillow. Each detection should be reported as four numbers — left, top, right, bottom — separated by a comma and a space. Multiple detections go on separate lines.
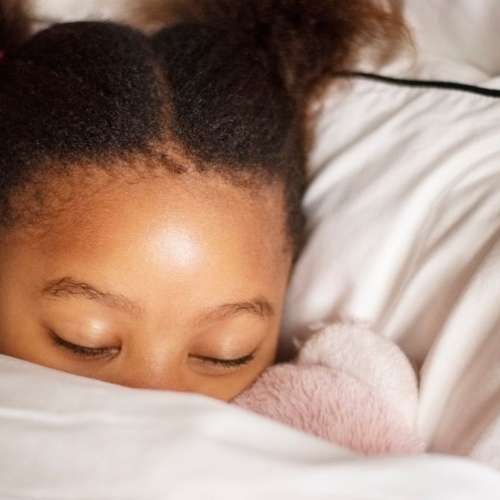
280, 40, 500, 465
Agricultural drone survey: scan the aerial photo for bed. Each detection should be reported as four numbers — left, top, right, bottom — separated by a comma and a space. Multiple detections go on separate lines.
1, 1, 500, 498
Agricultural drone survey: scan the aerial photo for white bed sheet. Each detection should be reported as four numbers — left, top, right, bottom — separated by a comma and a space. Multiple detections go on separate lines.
402, 0, 500, 79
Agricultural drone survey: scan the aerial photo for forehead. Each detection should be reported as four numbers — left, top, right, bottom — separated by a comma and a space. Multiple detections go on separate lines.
6, 169, 291, 308
47, 168, 287, 251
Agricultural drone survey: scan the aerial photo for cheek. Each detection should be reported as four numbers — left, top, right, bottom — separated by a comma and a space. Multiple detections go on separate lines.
0, 300, 56, 369
0, 314, 49, 366
0, 279, 31, 358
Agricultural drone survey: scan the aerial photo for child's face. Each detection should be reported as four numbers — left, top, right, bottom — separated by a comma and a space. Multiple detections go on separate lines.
0, 169, 292, 401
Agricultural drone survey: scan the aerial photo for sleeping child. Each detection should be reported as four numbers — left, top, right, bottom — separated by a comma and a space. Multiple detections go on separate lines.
0, 0, 411, 455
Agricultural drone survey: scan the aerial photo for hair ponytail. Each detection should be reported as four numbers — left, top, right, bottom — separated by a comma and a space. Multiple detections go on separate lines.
148, 0, 405, 103
150, 0, 407, 166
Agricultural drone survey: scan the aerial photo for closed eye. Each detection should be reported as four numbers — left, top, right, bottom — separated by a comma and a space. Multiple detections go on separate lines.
50, 331, 119, 358
189, 352, 257, 368
49, 331, 256, 368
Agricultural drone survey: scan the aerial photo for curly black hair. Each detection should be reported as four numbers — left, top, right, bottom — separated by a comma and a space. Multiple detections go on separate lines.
0, 0, 406, 262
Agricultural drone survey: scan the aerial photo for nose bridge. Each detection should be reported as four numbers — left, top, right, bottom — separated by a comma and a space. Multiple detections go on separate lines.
116, 339, 188, 391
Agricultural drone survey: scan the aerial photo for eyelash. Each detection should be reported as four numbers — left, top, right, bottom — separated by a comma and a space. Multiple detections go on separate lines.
49, 332, 256, 368
192, 352, 256, 368
51, 333, 117, 359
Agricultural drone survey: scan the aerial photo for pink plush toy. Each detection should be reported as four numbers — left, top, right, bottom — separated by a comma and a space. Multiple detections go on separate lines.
231, 319, 425, 455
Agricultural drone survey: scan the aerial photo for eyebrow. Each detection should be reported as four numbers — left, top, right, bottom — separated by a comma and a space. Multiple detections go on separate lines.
39, 276, 275, 324
40, 277, 145, 317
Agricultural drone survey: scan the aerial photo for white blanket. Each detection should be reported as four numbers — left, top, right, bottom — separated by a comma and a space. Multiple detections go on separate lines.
1, 354, 499, 500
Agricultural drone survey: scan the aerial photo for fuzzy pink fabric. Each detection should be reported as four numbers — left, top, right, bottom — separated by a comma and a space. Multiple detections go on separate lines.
231, 320, 425, 456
